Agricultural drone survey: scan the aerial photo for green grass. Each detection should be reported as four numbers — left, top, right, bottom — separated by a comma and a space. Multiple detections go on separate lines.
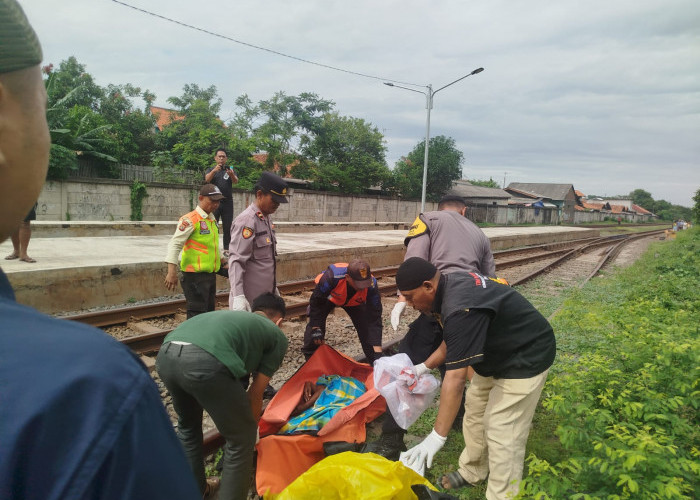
407, 228, 699, 499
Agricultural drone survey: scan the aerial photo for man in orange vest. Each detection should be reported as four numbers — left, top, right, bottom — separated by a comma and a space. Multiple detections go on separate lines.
302, 259, 383, 363
165, 184, 225, 318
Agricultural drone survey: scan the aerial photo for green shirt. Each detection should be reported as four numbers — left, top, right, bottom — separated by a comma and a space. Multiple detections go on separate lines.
163, 310, 288, 378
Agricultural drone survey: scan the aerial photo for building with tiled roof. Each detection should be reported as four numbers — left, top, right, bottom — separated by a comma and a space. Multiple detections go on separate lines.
505, 182, 577, 221
150, 106, 184, 132
631, 204, 653, 215
446, 180, 511, 206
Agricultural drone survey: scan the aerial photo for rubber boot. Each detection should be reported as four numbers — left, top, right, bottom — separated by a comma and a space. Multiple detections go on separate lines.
362, 432, 407, 461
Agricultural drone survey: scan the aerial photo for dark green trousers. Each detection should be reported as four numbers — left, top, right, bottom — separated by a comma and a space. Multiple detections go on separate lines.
156, 343, 255, 500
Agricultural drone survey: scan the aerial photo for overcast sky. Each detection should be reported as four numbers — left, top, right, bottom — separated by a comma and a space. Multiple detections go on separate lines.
20, 0, 700, 206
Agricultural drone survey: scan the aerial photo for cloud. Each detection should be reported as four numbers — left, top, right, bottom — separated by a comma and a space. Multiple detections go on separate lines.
21, 0, 700, 206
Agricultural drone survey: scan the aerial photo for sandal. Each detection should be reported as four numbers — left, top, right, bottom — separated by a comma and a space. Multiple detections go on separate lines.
4, 254, 18, 260
202, 477, 220, 499
19, 257, 36, 263
439, 471, 473, 490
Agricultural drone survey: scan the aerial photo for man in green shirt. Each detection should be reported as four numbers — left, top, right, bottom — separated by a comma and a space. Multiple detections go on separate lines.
156, 292, 288, 500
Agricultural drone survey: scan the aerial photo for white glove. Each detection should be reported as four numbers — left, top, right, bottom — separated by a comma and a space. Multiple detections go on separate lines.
391, 301, 407, 331
399, 429, 446, 476
232, 294, 251, 312
414, 362, 429, 378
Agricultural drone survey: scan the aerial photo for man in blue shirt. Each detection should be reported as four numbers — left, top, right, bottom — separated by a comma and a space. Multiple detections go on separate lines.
0, 2, 200, 499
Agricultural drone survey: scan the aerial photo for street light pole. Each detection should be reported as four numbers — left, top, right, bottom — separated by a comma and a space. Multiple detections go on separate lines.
385, 67, 484, 212
421, 84, 432, 212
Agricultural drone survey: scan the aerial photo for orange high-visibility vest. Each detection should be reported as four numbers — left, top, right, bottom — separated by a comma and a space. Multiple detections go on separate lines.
314, 263, 368, 307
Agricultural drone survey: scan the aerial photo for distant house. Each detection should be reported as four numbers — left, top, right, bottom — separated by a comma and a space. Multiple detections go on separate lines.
149, 106, 184, 132
631, 204, 654, 217
505, 183, 577, 221
446, 180, 511, 206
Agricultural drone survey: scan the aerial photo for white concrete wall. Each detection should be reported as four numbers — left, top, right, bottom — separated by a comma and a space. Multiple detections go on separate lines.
37, 179, 651, 225
36, 179, 435, 223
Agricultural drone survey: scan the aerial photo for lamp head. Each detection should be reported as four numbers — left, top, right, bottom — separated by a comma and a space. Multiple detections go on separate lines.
472, 68, 484, 75
384, 82, 395, 86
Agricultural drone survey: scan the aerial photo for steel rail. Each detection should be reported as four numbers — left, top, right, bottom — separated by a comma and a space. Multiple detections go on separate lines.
121, 283, 400, 355
64, 266, 400, 327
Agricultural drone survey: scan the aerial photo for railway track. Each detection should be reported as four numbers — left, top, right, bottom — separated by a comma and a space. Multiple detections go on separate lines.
62, 229, 664, 356
57, 228, 665, 459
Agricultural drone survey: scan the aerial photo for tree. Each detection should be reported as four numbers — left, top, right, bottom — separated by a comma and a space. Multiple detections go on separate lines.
232, 92, 334, 172
154, 84, 250, 176
629, 189, 655, 211
390, 135, 464, 201
693, 188, 700, 223
44, 57, 103, 111
300, 113, 389, 193
469, 177, 500, 188
44, 63, 118, 180
99, 84, 157, 165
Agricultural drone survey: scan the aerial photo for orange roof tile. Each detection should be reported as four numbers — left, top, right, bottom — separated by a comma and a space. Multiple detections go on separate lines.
150, 106, 184, 131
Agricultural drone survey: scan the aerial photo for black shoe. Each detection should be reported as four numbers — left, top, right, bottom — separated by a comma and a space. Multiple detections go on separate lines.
263, 384, 277, 400
411, 484, 459, 500
361, 433, 407, 461
323, 441, 365, 456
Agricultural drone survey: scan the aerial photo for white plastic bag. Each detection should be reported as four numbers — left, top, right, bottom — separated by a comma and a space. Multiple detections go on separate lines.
373, 353, 440, 430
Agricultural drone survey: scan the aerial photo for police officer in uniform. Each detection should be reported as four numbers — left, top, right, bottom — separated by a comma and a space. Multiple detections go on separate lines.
366, 195, 495, 459
228, 171, 289, 312
302, 259, 383, 363
165, 184, 225, 319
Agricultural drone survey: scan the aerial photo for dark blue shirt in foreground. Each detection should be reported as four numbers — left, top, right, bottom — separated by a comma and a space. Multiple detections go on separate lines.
0, 270, 199, 500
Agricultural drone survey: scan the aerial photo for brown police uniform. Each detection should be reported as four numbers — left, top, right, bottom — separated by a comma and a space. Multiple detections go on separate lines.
380, 209, 496, 439
228, 202, 277, 305
404, 210, 495, 276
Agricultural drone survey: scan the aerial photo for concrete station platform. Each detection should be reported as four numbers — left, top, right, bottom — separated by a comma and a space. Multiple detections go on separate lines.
0, 222, 599, 315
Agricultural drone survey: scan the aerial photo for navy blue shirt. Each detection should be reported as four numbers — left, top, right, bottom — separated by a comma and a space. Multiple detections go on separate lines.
0, 270, 200, 500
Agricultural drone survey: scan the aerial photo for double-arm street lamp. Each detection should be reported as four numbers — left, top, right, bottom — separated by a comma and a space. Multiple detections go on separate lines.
385, 67, 484, 212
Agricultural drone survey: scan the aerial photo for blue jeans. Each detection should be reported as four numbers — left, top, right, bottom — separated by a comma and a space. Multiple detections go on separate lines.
156, 343, 256, 500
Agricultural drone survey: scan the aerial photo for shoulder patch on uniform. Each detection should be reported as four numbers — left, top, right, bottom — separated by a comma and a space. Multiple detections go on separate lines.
404, 215, 429, 245
489, 277, 510, 286
242, 227, 254, 239
178, 218, 192, 232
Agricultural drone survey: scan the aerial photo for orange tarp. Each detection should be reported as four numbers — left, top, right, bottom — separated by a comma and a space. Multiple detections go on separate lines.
255, 345, 386, 495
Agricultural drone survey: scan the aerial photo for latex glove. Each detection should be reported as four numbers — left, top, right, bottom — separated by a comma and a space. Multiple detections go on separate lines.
232, 294, 251, 312
414, 362, 429, 378
391, 301, 407, 331
399, 429, 446, 476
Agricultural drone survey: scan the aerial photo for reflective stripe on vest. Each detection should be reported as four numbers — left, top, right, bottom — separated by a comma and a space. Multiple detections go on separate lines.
314, 263, 368, 307
180, 210, 220, 273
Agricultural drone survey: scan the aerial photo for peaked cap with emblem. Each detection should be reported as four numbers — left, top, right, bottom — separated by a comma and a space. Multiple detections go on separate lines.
0, 0, 43, 74
256, 171, 289, 203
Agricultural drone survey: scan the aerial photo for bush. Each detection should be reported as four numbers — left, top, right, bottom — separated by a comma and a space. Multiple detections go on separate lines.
47, 144, 77, 180
517, 230, 700, 499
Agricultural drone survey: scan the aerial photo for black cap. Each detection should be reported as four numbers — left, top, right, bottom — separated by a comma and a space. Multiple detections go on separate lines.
257, 171, 289, 203
347, 259, 372, 289
199, 183, 225, 200
396, 257, 438, 291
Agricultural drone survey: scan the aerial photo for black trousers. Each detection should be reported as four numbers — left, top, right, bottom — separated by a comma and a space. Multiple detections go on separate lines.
302, 300, 381, 363
382, 313, 465, 434
180, 272, 216, 319
214, 198, 234, 251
